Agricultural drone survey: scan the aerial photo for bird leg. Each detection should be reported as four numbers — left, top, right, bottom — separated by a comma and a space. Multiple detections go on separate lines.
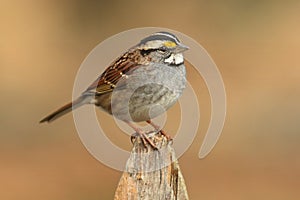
146, 120, 172, 141
126, 121, 157, 150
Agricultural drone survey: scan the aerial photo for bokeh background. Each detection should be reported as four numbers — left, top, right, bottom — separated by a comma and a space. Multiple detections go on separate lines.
1, 0, 300, 199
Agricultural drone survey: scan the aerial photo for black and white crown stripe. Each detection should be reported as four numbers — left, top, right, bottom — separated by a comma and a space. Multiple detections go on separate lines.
140, 31, 181, 45
153, 32, 181, 43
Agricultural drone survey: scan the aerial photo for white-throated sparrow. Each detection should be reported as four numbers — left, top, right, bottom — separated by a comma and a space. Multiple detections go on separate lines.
40, 31, 189, 147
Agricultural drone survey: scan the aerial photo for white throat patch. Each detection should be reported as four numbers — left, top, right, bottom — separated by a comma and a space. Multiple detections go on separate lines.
164, 53, 184, 65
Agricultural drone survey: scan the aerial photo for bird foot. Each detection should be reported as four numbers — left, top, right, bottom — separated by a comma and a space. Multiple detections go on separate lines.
130, 130, 158, 150
158, 129, 173, 142
146, 120, 172, 141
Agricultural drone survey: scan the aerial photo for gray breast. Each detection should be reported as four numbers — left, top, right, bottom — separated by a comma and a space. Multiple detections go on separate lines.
109, 63, 186, 122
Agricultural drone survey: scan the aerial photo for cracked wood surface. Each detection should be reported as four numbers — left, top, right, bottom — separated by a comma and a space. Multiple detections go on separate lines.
114, 132, 189, 200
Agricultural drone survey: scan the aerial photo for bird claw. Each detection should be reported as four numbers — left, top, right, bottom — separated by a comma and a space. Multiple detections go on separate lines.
146, 120, 172, 141
130, 131, 158, 150
158, 129, 172, 141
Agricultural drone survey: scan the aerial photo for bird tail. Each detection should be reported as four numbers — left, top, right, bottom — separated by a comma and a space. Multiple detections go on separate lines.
39, 96, 91, 123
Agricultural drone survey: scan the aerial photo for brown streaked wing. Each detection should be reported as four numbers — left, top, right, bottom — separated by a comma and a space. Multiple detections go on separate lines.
83, 55, 139, 95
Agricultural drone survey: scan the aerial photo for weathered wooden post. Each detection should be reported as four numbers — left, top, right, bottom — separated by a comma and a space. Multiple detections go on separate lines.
114, 132, 189, 200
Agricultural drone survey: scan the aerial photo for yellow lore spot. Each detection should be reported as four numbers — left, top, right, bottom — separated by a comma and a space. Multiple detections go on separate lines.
164, 41, 177, 48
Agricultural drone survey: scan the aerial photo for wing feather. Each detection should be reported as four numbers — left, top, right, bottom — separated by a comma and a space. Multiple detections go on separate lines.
83, 51, 140, 95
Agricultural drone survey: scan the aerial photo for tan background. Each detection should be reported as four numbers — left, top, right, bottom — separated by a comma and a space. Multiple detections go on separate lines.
1, 0, 300, 199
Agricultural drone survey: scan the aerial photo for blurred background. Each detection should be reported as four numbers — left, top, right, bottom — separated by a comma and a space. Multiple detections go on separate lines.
1, 0, 300, 199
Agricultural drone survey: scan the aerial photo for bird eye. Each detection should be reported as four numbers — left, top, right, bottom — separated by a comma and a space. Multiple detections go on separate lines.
158, 46, 167, 53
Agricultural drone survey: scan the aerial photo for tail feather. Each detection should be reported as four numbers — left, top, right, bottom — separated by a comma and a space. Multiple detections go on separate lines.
40, 96, 90, 123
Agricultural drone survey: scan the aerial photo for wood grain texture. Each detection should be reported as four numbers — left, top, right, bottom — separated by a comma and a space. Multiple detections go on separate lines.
114, 132, 189, 200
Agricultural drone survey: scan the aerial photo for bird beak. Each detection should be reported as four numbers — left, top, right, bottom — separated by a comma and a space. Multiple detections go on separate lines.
174, 43, 189, 53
